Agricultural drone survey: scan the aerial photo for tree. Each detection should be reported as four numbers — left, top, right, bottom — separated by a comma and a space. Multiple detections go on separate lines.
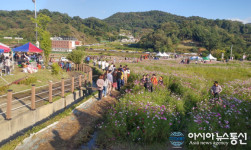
32, 14, 52, 66
67, 50, 85, 64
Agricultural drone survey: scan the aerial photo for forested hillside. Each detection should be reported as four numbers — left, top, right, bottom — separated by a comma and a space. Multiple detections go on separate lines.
0, 9, 115, 43
0, 9, 251, 57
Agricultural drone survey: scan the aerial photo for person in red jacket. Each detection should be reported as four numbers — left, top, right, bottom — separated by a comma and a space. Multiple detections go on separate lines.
151, 74, 158, 86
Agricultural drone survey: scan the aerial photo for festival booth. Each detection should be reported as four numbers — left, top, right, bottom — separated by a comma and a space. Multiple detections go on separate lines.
156, 52, 164, 57
0, 43, 11, 53
162, 52, 170, 58
13, 42, 43, 73
190, 56, 203, 61
206, 54, 217, 61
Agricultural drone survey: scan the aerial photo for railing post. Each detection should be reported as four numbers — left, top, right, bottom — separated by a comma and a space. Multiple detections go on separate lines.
49, 81, 52, 103
79, 75, 82, 88
6, 90, 12, 120
76, 64, 79, 71
71, 77, 74, 93
31, 85, 36, 110
61, 78, 65, 98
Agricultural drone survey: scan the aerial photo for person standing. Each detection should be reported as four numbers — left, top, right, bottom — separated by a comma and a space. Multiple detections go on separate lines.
112, 69, 117, 91
211, 81, 222, 99
5, 57, 11, 75
107, 70, 113, 95
105, 61, 109, 71
116, 69, 122, 91
96, 75, 105, 100
98, 60, 102, 69
145, 74, 153, 92
158, 76, 164, 86
69, 62, 71, 71
151, 74, 158, 86
102, 60, 106, 71
140, 75, 146, 86
93, 59, 97, 66
103, 75, 109, 97
123, 67, 128, 84
127, 68, 130, 78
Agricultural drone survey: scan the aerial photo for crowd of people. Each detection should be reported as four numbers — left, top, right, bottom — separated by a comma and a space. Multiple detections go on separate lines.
96, 63, 130, 100
140, 74, 164, 92
58, 61, 72, 72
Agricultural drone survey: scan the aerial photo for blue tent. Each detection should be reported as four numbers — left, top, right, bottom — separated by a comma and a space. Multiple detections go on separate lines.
12, 42, 43, 53
0, 49, 4, 53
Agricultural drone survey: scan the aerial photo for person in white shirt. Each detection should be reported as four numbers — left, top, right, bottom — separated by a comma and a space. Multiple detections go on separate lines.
109, 64, 113, 71
101, 60, 106, 71
5, 57, 11, 75
107, 70, 113, 96
105, 61, 109, 71
103, 75, 109, 97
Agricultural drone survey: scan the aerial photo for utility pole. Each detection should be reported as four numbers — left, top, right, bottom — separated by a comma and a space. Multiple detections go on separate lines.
33, 0, 39, 47
230, 45, 233, 60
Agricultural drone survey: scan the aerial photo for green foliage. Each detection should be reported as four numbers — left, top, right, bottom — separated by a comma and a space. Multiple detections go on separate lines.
32, 13, 52, 66
51, 63, 62, 75
67, 50, 85, 64
0, 85, 9, 94
18, 77, 37, 85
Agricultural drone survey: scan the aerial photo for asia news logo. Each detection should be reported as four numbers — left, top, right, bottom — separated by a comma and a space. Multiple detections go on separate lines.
169, 132, 185, 148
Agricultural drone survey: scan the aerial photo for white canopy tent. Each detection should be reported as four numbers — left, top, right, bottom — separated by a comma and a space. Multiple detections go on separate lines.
156, 52, 164, 57
206, 54, 217, 61
162, 52, 170, 57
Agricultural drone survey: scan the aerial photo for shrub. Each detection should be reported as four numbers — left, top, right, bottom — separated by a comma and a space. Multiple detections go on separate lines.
67, 50, 85, 64
51, 63, 62, 75
19, 77, 37, 85
0, 85, 9, 94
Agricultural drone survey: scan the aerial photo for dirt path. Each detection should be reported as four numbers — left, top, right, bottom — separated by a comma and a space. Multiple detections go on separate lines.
15, 91, 119, 150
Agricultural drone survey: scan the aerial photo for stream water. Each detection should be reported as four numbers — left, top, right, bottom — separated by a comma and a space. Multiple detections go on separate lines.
79, 131, 98, 150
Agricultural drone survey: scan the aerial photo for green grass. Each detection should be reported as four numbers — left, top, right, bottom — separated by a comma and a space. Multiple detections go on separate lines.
0, 67, 69, 93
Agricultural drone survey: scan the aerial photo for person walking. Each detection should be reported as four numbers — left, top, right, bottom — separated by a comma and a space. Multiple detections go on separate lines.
116, 69, 122, 91
107, 70, 113, 95
5, 57, 11, 75
123, 67, 128, 84
103, 75, 109, 97
96, 75, 104, 100
112, 69, 117, 91
211, 81, 222, 99
102, 60, 106, 71
98, 60, 101, 69
69, 62, 71, 72
93, 59, 97, 66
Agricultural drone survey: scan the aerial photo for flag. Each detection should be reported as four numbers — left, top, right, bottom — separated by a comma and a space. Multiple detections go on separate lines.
32, 0, 35, 3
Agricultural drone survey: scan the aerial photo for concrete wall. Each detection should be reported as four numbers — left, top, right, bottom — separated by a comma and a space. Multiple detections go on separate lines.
0, 90, 84, 143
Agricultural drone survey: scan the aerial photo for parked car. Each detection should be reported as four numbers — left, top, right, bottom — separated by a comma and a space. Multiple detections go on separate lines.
60, 57, 69, 62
